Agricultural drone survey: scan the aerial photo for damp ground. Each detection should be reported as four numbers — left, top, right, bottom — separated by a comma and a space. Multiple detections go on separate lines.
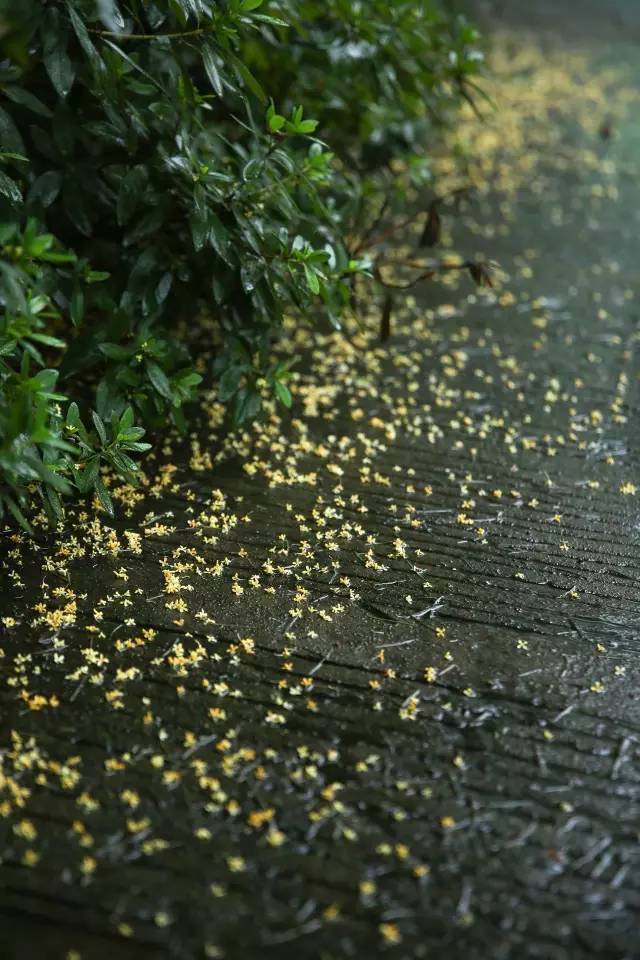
2, 2, 640, 958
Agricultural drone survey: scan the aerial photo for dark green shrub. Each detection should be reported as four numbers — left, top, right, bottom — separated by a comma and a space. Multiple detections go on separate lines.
0, 218, 151, 527
0, 0, 483, 527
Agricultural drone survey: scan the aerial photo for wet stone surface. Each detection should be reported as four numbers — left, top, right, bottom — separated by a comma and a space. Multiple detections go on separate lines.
2, 2, 640, 958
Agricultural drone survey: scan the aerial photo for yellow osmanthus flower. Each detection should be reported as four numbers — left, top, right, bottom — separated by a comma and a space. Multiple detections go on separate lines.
379, 923, 402, 945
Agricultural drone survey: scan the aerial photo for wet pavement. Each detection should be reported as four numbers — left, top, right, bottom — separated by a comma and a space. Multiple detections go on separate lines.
2, 2, 640, 958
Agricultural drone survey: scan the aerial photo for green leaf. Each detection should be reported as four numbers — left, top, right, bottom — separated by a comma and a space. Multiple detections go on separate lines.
178, 372, 203, 389
97, 0, 123, 30
190, 205, 209, 252
118, 406, 135, 433
304, 263, 320, 295
268, 112, 286, 133
234, 388, 262, 424
241, 0, 264, 10
172, 405, 187, 433
94, 477, 114, 515
0, 170, 22, 204
91, 411, 107, 446
242, 158, 262, 181
122, 441, 151, 453
70, 287, 84, 326
202, 44, 223, 96
145, 360, 172, 400
42, 11, 75, 98
63, 181, 92, 235
110, 450, 138, 475
0, 107, 25, 155
22, 340, 45, 366
117, 166, 147, 226
44, 486, 64, 522
28, 171, 63, 208
218, 366, 241, 401
155, 272, 173, 304
297, 119, 319, 133
208, 213, 231, 261
99, 342, 132, 361
66, 402, 81, 429
119, 427, 145, 442
102, 38, 161, 91
252, 13, 289, 27
67, 4, 101, 64
4, 495, 33, 534
274, 380, 292, 408
86, 270, 110, 284
228, 52, 267, 104
31, 333, 66, 348
240, 257, 264, 293
33, 368, 59, 391
3, 86, 52, 119
76, 458, 99, 494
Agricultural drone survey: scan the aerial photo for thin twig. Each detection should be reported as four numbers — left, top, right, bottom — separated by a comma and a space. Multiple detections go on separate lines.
88, 27, 209, 41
